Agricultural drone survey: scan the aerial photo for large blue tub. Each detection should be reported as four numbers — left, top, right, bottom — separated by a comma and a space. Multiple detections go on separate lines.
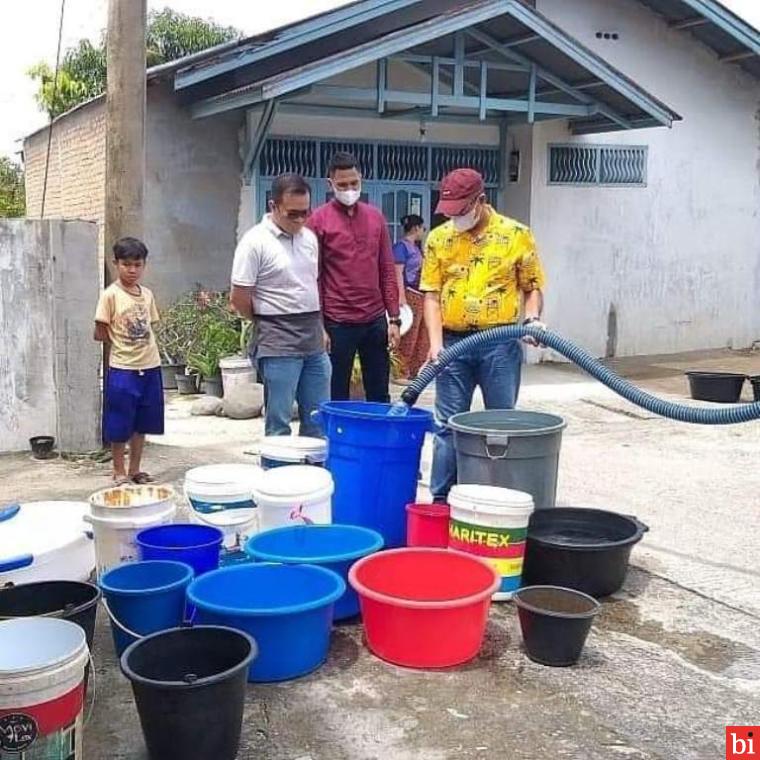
317, 402, 433, 548
187, 563, 344, 682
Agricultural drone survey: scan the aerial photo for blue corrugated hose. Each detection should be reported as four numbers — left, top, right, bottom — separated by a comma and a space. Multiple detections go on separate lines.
400, 325, 760, 424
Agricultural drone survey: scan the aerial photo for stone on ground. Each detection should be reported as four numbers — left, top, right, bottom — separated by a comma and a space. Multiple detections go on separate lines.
224, 383, 264, 419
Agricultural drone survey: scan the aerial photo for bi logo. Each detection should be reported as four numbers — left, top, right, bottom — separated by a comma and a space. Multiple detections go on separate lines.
727, 727, 758, 759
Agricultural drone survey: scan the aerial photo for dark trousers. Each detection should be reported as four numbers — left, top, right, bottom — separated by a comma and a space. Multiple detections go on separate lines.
325, 316, 390, 402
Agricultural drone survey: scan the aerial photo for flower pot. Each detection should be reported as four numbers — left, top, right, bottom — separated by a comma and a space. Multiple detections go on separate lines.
29, 436, 56, 460
161, 364, 185, 390
202, 375, 224, 398
219, 355, 255, 395
176, 374, 199, 395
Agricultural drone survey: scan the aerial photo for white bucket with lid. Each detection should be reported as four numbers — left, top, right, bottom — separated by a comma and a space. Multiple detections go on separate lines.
253, 465, 333, 532
0, 617, 89, 758
259, 436, 327, 469
448, 484, 534, 601
87, 484, 177, 578
184, 464, 262, 559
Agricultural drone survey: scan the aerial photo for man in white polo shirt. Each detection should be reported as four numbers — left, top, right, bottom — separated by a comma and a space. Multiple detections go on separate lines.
230, 173, 330, 436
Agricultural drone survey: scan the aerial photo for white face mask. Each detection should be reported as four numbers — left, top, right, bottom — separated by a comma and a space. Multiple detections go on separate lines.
333, 187, 361, 207
452, 206, 480, 232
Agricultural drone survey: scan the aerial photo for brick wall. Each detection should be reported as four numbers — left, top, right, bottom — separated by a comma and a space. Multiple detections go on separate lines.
24, 97, 106, 225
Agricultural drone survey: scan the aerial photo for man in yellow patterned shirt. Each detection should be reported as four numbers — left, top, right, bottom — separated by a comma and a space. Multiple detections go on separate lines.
420, 168, 547, 501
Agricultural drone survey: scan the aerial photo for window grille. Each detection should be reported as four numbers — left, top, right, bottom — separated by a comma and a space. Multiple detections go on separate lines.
259, 138, 501, 186
548, 144, 647, 186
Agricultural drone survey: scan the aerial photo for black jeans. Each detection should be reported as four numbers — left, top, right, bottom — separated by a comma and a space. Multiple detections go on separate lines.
325, 316, 390, 402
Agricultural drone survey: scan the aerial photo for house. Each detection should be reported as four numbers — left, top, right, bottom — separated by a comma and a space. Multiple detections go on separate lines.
23, 0, 760, 359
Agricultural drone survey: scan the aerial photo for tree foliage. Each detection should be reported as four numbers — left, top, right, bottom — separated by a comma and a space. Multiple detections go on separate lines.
28, 8, 240, 118
0, 158, 26, 218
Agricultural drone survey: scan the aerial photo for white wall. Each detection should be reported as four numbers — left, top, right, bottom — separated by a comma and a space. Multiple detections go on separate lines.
503, 123, 534, 226
531, 0, 760, 357
0, 220, 101, 454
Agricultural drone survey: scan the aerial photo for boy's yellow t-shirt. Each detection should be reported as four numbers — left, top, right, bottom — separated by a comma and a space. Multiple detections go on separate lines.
95, 283, 161, 370
420, 209, 546, 331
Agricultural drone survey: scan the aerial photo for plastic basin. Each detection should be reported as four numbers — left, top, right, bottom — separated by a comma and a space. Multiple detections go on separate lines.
136, 524, 224, 577
349, 548, 499, 668
245, 525, 383, 620
686, 371, 746, 403
187, 563, 344, 682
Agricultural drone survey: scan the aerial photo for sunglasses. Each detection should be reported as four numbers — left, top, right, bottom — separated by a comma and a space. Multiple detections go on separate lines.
278, 208, 311, 220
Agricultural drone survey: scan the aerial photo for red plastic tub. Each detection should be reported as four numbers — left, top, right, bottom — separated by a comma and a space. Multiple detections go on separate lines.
406, 503, 450, 548
349, 548, 499, 668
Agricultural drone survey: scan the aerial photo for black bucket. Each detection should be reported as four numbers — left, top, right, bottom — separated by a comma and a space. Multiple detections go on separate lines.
121, 626, 257, 760
522, 507, 648, 598
750, 376, 760, 402
686, 371, 746, 403
513, 585, 600, 667
0, 580, 101, 649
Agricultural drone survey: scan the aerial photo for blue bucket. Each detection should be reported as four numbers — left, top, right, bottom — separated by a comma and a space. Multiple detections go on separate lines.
316, 402, 434, 549
100, 561, 193, 656
187, 563, 344, 682
245, 525, 383, 620
136, 524, 224, 577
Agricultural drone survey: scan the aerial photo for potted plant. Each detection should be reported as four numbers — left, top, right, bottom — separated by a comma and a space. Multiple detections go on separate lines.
155, 292, 198, 389
187, 292, 241, 397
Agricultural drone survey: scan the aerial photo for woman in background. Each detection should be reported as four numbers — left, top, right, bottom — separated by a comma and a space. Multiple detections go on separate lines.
393, 214, 429, 380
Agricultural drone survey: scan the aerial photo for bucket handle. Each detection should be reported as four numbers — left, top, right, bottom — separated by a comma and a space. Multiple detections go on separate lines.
0, 504, 20, 523
484, 434, 510, 460
100, 598, 144, 642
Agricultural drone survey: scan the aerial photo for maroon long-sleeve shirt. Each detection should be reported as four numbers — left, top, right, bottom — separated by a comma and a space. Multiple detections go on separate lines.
308, 200, 400, 324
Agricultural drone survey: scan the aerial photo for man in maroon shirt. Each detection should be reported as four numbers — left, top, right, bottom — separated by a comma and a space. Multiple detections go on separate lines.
308, 152, 401, 402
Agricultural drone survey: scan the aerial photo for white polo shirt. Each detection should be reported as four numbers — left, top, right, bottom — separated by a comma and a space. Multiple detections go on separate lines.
231, 215, 323, 357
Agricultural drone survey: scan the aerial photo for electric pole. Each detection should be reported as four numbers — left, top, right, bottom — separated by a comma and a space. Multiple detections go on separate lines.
105, 0, 147, 254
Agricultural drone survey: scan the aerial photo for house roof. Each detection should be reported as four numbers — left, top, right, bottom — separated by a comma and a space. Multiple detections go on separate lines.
635, 0, 760, 79
177, 0, 681, 135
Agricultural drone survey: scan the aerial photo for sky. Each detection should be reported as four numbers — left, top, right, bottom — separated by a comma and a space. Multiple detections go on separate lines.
1, 0, 758, 161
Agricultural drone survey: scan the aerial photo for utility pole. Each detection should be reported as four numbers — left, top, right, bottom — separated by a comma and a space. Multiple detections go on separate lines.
105, 0, 147, 255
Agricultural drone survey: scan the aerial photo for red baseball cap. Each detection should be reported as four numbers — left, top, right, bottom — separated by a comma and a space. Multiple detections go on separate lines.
435, 168, 485, 216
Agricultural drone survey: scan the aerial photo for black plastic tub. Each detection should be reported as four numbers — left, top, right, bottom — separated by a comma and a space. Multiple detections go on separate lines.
522, 508, 648, 598
513, 585, 600, 666
0, 580, 101, 650
686, 371, 746, 403
121, 626, 256, 760
750, 376, 760, 403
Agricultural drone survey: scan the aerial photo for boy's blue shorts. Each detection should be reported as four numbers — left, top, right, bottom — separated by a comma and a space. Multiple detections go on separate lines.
103, 367, 165, 444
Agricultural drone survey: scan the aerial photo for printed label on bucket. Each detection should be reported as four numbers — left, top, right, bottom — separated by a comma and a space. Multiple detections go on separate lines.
449, 519, 527, 583
448, 520, 527, 557
0, 693, 83, 759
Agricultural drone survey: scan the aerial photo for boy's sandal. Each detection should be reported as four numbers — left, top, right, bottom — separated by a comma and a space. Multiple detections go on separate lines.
112, 475, 131, 486
130, 472, 155, 484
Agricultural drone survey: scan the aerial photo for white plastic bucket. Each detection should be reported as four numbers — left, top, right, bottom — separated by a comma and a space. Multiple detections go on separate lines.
259, 436, 328, 469
448, 484, 534, 601
253, 465, 333, 532
219, 355, 257, 395
88, 485, 176, 521
0, 617, 89, 758
184, 464, 262, 560
84, 507, 176, 578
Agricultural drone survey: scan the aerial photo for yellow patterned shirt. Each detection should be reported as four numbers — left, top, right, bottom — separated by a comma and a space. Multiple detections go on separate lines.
419, 208, 545, 331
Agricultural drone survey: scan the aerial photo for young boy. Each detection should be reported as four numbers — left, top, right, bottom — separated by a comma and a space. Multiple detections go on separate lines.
94, 237, 164, 484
